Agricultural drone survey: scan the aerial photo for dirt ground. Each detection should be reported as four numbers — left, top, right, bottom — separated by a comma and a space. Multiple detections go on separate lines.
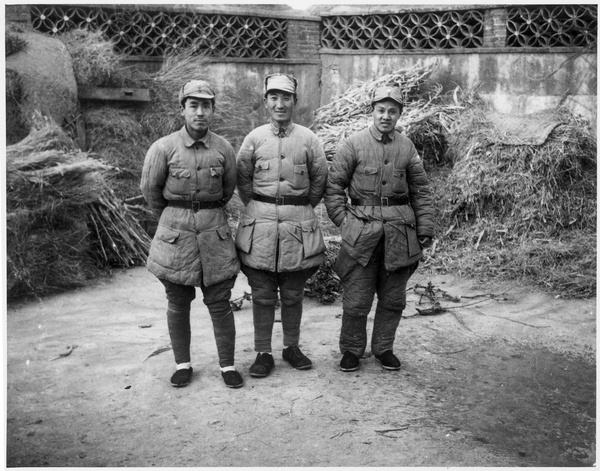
5, 266, 596, 467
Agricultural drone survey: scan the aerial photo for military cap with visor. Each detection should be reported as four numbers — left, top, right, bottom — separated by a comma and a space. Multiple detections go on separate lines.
263, 73, 298, 96
371, 86, 404, 107
178, 79, 216, 105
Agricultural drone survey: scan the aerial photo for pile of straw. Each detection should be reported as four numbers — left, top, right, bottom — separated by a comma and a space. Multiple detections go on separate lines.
60, 28, 132, 87
7, 124, 152, 301
313, 61, 464, 163
431, 105, 597, 298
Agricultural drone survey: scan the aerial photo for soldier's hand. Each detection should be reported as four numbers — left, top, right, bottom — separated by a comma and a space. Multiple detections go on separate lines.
419, 236, 433, 249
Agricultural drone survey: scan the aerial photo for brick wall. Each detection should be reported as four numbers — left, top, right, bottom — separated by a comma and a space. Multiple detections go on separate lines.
484, 8, 508, 48
287, 19, 321, 60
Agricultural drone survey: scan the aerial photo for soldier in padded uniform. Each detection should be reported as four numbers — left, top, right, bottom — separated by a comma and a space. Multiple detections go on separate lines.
140, 80, 243, 389
324, 86, 435, 373
235, 73, 328, 378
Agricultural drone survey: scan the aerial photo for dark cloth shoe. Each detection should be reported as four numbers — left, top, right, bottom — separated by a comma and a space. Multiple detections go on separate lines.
249, 353, 275, 378
170, 367, 193, 387
340, 351, 360, 372
282, 346, 312, 370
221, 370, 244, 388
375, 351, 401, 370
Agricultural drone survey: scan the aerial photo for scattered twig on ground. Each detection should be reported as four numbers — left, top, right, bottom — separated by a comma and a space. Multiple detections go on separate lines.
143, 345, 172, 362
476, 313, 551, 328
49, 345, 77, 361
421, 344, 470, 355
331, 430, 353, 439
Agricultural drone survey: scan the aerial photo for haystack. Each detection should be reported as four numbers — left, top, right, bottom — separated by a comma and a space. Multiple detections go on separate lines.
7, 124, 152, 302
435, 105, 597, 298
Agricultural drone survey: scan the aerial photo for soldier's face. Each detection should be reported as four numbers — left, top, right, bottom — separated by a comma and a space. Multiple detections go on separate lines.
264, 91, 296, 126
372, 100, 401, 134
180, 97, 214, 139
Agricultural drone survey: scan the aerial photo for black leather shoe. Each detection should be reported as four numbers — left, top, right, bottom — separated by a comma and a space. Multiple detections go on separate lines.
282, 345, 312, 370
170, 367, 193, 387
340, 351, 360, 372
375, 351, 401, 370
249, 353, 275, 378
221, 370, 244, 388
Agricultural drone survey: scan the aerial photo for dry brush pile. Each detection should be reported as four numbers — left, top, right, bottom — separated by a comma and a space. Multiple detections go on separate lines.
431, 104, 597, 298
6, 124, 152, 302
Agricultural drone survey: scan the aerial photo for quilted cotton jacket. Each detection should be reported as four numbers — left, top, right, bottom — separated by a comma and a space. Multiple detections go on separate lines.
235, 120, 328, 272
324, 125, 434, 270
140, 127, 240, 287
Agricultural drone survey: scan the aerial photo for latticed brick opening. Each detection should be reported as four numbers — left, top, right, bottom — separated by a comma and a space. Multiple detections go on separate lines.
506, 5, 597, 48
30, 5, 288, 58
321, 10, 485, 50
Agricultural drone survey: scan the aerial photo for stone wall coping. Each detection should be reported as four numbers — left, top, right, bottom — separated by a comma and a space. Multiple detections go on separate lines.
315, 4, 518, 16
39, 3, 321, 21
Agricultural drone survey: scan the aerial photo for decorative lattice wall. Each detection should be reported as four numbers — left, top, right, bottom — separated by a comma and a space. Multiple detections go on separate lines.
321, 10, 485, 50
30, 5, 288, 58
506, 5, 597, 47
29, 4, 598, 56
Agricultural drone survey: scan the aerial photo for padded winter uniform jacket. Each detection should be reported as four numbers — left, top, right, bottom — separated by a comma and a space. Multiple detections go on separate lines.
324, 125, 434, 271
235, 120, 328, 272
140, 126, 240, 287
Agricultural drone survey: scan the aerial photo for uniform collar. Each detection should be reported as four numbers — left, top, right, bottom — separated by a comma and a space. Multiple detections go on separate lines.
269, 119, 294, 137
180, 126, 211, 148
369, 125, 396, 142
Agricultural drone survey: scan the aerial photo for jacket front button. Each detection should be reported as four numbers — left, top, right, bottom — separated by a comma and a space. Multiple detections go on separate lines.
382, 181, 387, 185
279, 177, 284, 182
197, 166, 201, 171
196, 189, 200, 193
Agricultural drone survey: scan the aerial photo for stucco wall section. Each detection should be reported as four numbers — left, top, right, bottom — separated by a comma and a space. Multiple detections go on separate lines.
195, 61, 322, 129
320, 51, 597, 129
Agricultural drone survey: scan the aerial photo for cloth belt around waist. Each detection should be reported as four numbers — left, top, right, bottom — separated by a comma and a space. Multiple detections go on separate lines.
168, 200, 223, 211
351, 195, 409, 206
252, 193, 310, 206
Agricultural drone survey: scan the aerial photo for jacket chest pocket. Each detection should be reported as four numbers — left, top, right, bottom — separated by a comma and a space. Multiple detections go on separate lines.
354, 166, 379, 193
392, 167, 407, 194
205, 165, 223, 193
168, 167, 191, 195
253, 161, 271, 184
293, 164, 309, 188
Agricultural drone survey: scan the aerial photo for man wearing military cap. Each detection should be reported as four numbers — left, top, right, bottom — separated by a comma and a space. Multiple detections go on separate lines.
141, 79, 244, 389
235, 73, 328, 378
324, 85, 434, 372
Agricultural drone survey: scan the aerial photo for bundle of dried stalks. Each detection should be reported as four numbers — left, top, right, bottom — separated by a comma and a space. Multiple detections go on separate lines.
7, 124, 152, 301
430, 105, 597, 298
60, 28, 128, 87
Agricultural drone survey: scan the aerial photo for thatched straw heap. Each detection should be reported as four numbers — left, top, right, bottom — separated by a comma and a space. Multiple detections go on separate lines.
313, 61, 464, 163
435, 105, 597, 298
7, 124, 152, 301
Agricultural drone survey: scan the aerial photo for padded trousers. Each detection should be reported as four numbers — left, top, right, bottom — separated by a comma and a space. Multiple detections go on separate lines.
241, 264, 318, 353
159, 275, 237, 368
334, 237, 417, 357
